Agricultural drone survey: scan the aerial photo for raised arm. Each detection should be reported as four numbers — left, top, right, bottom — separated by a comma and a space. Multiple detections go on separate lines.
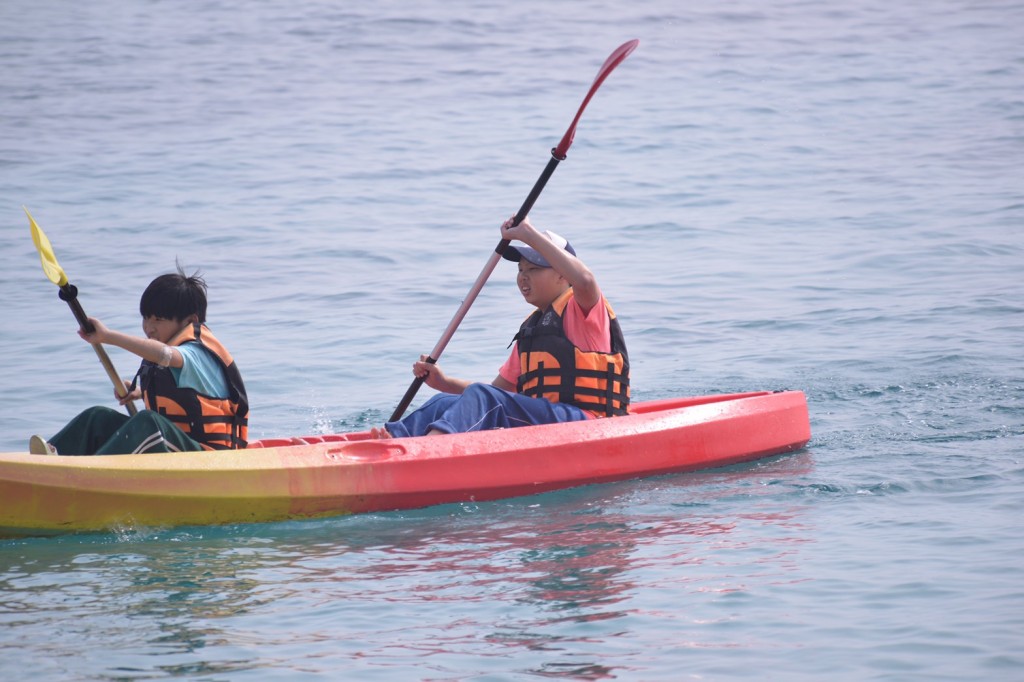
500, 216, 602, 313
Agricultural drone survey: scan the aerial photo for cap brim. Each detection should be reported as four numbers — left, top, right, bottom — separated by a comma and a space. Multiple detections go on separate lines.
502, 230, 575, 268
502, 245, 551, 268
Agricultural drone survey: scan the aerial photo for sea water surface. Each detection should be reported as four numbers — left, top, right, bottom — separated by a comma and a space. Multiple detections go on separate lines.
1, 0, 1022, 679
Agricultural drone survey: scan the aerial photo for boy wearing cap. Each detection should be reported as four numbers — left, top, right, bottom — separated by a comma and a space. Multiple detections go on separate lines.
378, 214, 629, 438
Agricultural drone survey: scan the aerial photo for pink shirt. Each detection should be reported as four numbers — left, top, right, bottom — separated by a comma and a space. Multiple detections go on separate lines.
499, 293, 613, 384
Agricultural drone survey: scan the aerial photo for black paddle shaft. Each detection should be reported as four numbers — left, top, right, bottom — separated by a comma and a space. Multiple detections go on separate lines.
58, 284, 96, 333
496, 151, 563, 257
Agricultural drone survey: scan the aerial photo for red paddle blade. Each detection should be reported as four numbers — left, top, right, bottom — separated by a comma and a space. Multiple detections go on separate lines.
553, 39, 639, 159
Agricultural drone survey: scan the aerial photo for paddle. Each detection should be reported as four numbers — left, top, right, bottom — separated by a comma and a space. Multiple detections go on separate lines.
25, 207, 138, 416
389, 39, 639, 421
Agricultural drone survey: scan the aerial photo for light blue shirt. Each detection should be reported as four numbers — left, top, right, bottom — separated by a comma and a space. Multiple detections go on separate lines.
170, 342, 230, 398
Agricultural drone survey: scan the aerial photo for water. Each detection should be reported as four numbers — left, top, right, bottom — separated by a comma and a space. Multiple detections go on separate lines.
1, 0, 1022, 678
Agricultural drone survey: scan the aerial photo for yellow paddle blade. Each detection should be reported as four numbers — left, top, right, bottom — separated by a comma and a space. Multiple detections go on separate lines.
25, 206, 69, 287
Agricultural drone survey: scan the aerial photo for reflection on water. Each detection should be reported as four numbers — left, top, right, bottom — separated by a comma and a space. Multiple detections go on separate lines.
0, 537, 281, 678
0, 453, 813, 678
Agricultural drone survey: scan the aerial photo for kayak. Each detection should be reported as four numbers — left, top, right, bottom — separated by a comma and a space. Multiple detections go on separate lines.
0, 390, 810, 537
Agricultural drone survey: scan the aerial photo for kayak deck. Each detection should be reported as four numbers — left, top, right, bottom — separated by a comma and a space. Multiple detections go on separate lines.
0, 391, 811, 536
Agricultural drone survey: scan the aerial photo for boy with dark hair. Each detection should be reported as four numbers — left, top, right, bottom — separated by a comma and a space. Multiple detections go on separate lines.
29, 266, 249, 455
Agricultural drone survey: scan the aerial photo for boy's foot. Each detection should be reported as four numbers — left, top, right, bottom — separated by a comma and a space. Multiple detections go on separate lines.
29, 435, 58, 456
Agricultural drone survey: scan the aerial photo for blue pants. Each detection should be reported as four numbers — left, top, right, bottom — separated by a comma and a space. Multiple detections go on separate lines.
385, 383, 589, 438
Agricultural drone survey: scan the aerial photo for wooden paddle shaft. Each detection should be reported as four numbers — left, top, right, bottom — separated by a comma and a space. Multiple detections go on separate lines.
59, 285, 138, 416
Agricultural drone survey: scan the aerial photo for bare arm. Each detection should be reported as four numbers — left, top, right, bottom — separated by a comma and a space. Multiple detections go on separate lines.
412, 358, 515, 395
412, 357, 469, 394
501, 215, 602, 313
78, 317, 183, 368
492, 375, 515, 392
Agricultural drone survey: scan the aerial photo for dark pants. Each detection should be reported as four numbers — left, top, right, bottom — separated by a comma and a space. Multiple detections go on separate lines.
49, 406, 204, 456
385, 383, 588, 438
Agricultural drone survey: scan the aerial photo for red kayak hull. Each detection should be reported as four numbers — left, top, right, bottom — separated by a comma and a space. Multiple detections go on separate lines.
0, 391, 810, 536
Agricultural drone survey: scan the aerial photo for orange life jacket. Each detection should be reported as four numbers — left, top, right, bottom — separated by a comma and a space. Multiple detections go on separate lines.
136, 323, 249, 450
512, 289, 630, 417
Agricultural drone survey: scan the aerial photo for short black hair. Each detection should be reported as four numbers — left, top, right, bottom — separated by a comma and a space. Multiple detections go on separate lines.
139, 263, 208, 322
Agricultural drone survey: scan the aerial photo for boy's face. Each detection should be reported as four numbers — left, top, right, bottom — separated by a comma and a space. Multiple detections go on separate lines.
142, 315, 193, 344
517, 262, 567, 308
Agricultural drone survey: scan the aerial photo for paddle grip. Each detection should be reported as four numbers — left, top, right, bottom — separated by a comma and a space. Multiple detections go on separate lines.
389, 357, 436, 422
58, 284, 95, 333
